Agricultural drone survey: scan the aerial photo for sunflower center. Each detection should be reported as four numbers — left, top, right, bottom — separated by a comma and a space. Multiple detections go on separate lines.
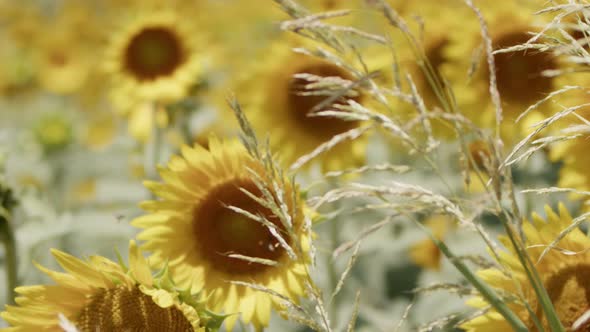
287, 61, 361, 141
529, 264, 590, 331
124, 26, 184, 81
48, 51, 68, 67
193, 179, 288, 276
76, 285, 194, 331
492, 30, 556, 108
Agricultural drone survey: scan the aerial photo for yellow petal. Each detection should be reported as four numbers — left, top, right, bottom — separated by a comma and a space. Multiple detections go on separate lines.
51, 249, 110, 288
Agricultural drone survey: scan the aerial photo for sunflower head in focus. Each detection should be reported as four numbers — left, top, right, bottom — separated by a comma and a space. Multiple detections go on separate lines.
132, 137, 313, 330
233, 36, 390, 172
1, 240, 219, 331
462, 203, 590, 331
104, 6, 207, 114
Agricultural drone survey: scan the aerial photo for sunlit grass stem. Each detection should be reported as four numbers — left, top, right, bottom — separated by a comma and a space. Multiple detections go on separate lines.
420, 222, 528, 332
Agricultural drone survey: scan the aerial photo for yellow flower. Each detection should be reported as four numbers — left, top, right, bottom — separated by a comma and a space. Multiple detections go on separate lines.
392, 0, 473, 139
33, 112, 73, 153
409, 215, 453, 271
83, 112, 117, 150
300, 0, 364, 11
462, 203, 590, 331
28, 1, 102, 96
103, 4, 207, 114
549, 123, 590, 206
132, 137, 312, 330
0, 31, 35, 96
1, 241, 213, 331
447, 0, 559, 144
233, 36, 389, 171
127, 102, 170, 143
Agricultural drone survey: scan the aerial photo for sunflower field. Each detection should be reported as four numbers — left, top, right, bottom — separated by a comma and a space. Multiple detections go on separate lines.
2, 0, 590, 331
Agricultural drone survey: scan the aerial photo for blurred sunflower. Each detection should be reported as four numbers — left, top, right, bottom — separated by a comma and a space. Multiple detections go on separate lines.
1, 241, 213, 331
126, 102, 170, 143
233, 37, 389, 171
549, 119, 590, 207
301, 0, 363, 11
26, 1, 103, 97
83, 112, 118, 150
462, 204, 590, 331
0, 33, 34, 96
547, 69, 590, 209
393, 0, 473, 139
33, 112, 73, 154
103, 4, 207, 114
451, 0, 559, 143
132, 138, 312, 330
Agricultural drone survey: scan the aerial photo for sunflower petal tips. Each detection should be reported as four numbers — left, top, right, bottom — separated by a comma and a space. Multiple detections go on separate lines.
142, 180, 160, 191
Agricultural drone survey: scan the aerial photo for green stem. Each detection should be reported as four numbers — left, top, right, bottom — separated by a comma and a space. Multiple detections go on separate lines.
501, 220, 565, 332
0, 214, 17, 305
422, 223, 528, 332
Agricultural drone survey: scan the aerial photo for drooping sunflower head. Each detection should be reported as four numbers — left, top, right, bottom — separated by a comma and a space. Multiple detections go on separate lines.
132, 137, 313, 330
234, 37, 389, 171
104, 7, 206, 113
462, 203, 590, 331
1, 240, 219, 331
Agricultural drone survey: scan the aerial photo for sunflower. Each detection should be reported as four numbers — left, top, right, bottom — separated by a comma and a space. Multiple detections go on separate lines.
300, 0, 364, 11
549, 117, 590, 207
83, 112, 118, 150
547, 60, 590, 208
462, 203, 590, 331
448, 0, 559, 144
232, 36, 391, 171
392, 0, 475, 139
0, 33, 34, 96
132, 137, 312, 330
33, 112, 73, 154
0, 241, 219, 331
103, 4, 207, 114
25, 1, 102, 97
